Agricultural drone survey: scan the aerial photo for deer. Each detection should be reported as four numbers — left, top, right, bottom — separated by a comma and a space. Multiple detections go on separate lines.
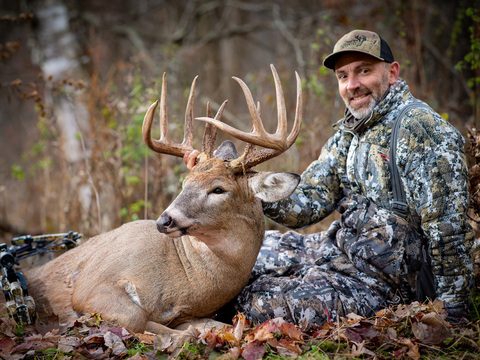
22, 64, 302, 337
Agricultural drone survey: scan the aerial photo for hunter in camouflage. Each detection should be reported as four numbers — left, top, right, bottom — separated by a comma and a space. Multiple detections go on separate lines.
234, 30, 474, 325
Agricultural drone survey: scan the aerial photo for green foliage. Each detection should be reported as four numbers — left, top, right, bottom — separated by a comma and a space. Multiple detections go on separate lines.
305, 74, 324, 97
28, 348, 85, 359
175, 341, 207, 359
125, 341, 154, 357
453, 6, 480, 91
11, 164, 24, 180
298, 344, 333, 359
121, 199, 149, 222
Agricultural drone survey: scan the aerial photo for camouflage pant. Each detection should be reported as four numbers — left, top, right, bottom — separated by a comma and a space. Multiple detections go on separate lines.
235, 192, 423, 326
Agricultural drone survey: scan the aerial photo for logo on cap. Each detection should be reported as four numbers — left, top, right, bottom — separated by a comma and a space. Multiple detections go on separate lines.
340, 34, 367, 50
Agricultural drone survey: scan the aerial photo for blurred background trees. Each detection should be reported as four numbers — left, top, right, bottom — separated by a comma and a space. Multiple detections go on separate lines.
0, 0, 479, 242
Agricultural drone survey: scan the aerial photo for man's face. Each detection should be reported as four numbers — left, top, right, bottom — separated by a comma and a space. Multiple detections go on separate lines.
335, 53, 399, 119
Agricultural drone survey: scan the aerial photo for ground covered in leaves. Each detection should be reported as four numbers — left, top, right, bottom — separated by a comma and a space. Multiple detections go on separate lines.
1, 300, 479, 359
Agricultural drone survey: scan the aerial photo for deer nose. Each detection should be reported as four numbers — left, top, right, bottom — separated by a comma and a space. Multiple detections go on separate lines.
157, 213, 173, 233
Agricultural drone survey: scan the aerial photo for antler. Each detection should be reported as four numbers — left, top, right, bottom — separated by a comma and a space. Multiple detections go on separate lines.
196, 64, 302, 171
142, 73, 227, 158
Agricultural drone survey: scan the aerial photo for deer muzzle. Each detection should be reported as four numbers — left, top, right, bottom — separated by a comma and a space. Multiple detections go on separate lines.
157, 213, 173, 233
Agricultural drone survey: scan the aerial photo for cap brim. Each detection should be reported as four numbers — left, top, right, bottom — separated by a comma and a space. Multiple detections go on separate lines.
323, 50, 384, 70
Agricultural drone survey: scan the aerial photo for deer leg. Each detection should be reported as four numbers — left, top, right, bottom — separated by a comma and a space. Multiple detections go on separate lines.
146, 318, 229, 353
174, 318, 229, 332
72, 281, 150, 333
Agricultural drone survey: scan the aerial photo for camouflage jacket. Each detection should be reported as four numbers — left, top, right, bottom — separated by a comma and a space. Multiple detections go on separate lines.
264, 78, 474, 315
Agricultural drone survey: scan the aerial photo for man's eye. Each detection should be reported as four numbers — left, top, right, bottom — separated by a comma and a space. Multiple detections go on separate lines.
211, 187, 225, 194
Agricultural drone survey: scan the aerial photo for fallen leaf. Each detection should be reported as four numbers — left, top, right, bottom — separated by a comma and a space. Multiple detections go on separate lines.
397, 338, 420, 360
218, 328, 238, 346
279, 322, 302, 341
13, 339, 56, 353
278, 338, 302, 354
350, 340, 376, 357
135, 332, 156, 345
77, 346, 109, 360
104, 330, 127, 356
153, 332, 174, 352
419, 311, 451, 328
242, 340, 266, 360
34, 316, 67, 336
232, 313, 247, 341
84, 333, 105, 344
0, 338, 15, 351
411, 321, 451, 345
344, 321, 381, 343
57, 335, 81, 353
108, 326, 133, 340
0, 317, 17, 337
128, 353, 151, 360
245, 320, 279, 342
386, 326, 397, 340
391, 346, 407, 359
345, 312, 364, 324
223, 346, 241, 359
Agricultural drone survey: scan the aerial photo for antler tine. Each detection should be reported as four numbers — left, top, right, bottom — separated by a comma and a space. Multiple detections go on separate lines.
142, 73, 197, 157
201, 100, 228, 157
271, 64, 288, 141
287, 70, 303, 145
183, 75, 197, 148
201, 102, 215, 157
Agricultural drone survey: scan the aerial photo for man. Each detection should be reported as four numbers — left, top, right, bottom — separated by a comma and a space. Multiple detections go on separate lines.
185, 30, 474, 325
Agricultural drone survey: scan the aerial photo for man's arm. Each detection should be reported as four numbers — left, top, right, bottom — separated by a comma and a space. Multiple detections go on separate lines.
263, 130, 352, 229
399, 108, 474, 322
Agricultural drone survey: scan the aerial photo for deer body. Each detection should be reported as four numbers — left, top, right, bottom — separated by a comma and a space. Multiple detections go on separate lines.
25, 158, 298, 332
21, 65, 303, 334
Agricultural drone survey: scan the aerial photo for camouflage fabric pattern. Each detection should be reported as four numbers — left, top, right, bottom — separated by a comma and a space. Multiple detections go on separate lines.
247, 78, 474, 324
236, 190, 423, 325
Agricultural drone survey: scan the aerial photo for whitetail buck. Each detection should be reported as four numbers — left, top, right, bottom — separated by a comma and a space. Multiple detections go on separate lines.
23, 65, 302, 334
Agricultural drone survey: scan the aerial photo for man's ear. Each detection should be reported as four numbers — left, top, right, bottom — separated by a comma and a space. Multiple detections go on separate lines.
388, 62, 400, 85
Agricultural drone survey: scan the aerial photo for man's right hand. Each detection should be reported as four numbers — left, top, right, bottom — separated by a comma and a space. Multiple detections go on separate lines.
183, 150, 200, 170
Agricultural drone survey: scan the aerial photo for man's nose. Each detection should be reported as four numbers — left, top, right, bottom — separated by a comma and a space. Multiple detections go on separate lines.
346, 75, 360, 90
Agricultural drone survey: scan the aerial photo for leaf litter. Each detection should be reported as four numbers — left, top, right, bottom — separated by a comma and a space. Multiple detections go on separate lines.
1, 299, 479, 359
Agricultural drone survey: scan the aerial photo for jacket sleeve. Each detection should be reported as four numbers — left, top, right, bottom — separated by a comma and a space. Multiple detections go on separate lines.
262, 129, 351, 229
398, 108, 474, 320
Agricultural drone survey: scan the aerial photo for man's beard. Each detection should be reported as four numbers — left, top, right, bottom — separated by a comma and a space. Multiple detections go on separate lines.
344, 87, 388, 120
345, 95, 378, 120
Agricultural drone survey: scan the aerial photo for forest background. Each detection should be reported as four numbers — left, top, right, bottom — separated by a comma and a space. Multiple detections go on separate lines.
0, 0, 479, 252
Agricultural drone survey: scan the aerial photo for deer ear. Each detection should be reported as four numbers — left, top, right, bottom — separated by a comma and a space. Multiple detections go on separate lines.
214, 140, 239, 160
249, 172, 300, 202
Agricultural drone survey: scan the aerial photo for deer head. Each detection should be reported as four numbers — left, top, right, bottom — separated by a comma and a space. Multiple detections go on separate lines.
142, 65, 303, 241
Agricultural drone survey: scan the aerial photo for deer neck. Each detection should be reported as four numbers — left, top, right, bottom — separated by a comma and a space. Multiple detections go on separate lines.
179, 200, 264, 274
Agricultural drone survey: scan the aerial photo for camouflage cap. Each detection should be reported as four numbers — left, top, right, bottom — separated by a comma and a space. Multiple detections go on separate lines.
323, 30, 395, 70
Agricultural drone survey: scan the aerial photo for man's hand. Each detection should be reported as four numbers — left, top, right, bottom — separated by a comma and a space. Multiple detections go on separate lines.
183, 150, 200, 170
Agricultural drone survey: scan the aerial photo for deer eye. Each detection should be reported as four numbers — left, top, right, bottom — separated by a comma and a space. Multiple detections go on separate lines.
211, 187, 225, 195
